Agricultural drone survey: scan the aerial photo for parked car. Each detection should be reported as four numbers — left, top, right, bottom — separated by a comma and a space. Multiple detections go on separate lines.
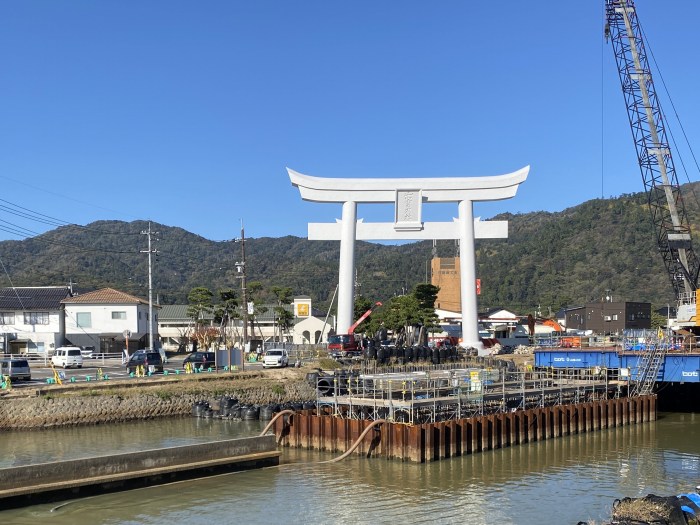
0, 358, 31, 381
126, 350, 164, 374
183, 351, 216, 370
262, 348, 289, 368
51, 346, 84, 369
80, 346, 96, 359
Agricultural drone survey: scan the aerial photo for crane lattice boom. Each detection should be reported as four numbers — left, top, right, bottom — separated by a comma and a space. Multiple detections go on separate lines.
605, 0, 700, 308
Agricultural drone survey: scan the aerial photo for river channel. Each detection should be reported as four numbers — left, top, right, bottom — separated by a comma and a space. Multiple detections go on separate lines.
0, 412, 699, 524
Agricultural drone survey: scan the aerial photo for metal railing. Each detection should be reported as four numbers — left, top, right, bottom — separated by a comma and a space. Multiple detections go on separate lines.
315, 367, 617, 425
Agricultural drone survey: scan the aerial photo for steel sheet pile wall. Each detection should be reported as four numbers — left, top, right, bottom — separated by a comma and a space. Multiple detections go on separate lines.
274, 395, 656, 463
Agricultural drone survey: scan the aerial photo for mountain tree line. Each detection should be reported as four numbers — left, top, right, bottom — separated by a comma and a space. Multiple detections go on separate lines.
1, 183, 697, 317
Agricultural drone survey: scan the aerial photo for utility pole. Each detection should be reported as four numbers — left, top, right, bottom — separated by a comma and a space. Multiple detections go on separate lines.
140, 222, 158, 352
235, 220, 248, 368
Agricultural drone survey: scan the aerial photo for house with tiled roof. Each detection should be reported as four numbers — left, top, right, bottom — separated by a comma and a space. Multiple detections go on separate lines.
0, 286, 73, 354
62, 287, 160, 354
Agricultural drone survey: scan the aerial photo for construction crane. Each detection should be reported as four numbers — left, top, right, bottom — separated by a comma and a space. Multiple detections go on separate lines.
605, 0, 700, 328
348, 301, 383, 334
328, 301, 382, 358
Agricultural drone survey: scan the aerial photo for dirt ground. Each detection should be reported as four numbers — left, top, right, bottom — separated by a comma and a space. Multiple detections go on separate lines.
492, 353, 535, 369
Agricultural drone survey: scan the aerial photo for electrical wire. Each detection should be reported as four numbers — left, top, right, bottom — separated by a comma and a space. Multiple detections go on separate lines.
601, 0, 607, 200
639, 22, 700, 211
0, 257, 28, 311
0, 197, 143, 236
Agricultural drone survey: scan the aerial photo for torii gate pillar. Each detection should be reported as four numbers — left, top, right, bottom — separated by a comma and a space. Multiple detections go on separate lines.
288, 166, 529, 349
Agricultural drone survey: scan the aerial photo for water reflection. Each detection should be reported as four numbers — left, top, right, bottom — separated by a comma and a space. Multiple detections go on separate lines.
0, 417, 264, 467
1, 414, 699, 525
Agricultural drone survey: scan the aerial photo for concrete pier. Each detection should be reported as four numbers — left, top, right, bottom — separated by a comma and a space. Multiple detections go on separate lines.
0, 435, 280, 508
273, 395, 656, 463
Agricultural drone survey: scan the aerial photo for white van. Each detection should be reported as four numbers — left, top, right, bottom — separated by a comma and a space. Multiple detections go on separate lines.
51, 346, 84, 369
262, 348, 289, 368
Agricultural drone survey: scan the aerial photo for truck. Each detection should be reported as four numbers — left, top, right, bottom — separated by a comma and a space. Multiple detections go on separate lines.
328, 301, 382, 358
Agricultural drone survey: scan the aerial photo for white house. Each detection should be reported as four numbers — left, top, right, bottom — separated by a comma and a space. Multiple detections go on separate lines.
479, 307, 521, 337
0, 286, 73, 355
62, 288, 159, 354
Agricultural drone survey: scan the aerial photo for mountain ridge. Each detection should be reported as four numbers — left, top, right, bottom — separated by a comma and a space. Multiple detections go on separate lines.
2, 183, 699, 314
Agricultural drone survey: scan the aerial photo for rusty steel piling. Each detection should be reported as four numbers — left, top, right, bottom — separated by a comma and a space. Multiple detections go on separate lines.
273, 395, 656, 463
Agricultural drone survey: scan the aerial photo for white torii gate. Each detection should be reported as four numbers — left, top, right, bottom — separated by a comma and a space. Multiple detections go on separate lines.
288, 166, 529, 348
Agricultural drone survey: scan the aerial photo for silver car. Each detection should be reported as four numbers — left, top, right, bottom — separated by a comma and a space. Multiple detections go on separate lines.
0, 358, 31, 381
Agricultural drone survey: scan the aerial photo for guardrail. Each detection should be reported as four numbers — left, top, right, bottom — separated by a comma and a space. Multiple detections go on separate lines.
0, 352, 124, 364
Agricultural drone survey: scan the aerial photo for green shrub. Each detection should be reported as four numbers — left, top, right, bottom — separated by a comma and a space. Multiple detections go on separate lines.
318, 358, 341, 370
155, 390, 172, 400
271, 384, 285, 396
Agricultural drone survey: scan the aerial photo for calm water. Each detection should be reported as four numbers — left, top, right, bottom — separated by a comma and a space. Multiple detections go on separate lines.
1, 413, 699, 525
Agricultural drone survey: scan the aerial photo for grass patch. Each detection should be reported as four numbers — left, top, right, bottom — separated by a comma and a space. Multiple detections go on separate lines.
82, 389, 102, 397
154, 390, 173, 401
613, 498, 674, 523
271, 383, 285, 396
317, 358, 341, 370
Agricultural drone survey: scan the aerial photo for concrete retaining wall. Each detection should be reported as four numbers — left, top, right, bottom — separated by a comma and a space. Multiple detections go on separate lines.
0, 393, 200, 430
0, 435, 278, 490
0, 435, 280, 508
0, 377, 317, 430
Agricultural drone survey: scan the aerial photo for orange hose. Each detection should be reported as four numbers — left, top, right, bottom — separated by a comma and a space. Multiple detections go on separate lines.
259, 409, 296, 436
261, 411, 385, 464
322, 419, 386, 463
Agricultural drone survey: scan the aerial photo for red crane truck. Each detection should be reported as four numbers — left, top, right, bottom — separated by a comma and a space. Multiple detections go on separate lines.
328, 302, 382, 358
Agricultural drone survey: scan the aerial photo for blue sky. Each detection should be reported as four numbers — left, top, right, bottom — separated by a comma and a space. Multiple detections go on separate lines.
1, 1, 699, 242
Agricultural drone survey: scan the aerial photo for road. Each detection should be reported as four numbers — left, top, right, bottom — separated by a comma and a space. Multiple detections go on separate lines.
9, 355, 263, 389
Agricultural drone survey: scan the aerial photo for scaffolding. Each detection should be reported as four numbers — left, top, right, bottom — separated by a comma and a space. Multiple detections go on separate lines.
316, 367, 617, 425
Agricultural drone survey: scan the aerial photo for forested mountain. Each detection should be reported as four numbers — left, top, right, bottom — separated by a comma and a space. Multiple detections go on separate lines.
1, 183, 700, 315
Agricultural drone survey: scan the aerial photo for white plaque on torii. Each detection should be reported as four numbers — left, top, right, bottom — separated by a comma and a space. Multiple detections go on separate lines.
288, 166, 529, 349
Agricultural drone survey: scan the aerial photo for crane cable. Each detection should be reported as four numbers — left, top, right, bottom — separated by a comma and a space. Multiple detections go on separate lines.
638, 22, 700, 213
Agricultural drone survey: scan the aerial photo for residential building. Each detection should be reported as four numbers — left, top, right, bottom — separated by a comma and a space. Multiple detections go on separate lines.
0, 286, 73, 355
479, 307, 521, 337
62, 288, 159, 354
565, 301, 651, 334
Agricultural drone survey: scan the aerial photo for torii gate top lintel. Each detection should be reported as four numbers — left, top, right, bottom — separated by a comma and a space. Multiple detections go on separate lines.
287, 166, 529, 203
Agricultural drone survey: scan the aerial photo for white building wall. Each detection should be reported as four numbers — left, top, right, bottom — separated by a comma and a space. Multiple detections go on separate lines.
0, 309, 64, 353
64, 304, 144, 334
292, 316, 332, 344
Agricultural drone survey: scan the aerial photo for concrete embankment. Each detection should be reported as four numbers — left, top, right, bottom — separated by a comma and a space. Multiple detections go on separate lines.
0, 370, 317, 430
0, 434, 281, 508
